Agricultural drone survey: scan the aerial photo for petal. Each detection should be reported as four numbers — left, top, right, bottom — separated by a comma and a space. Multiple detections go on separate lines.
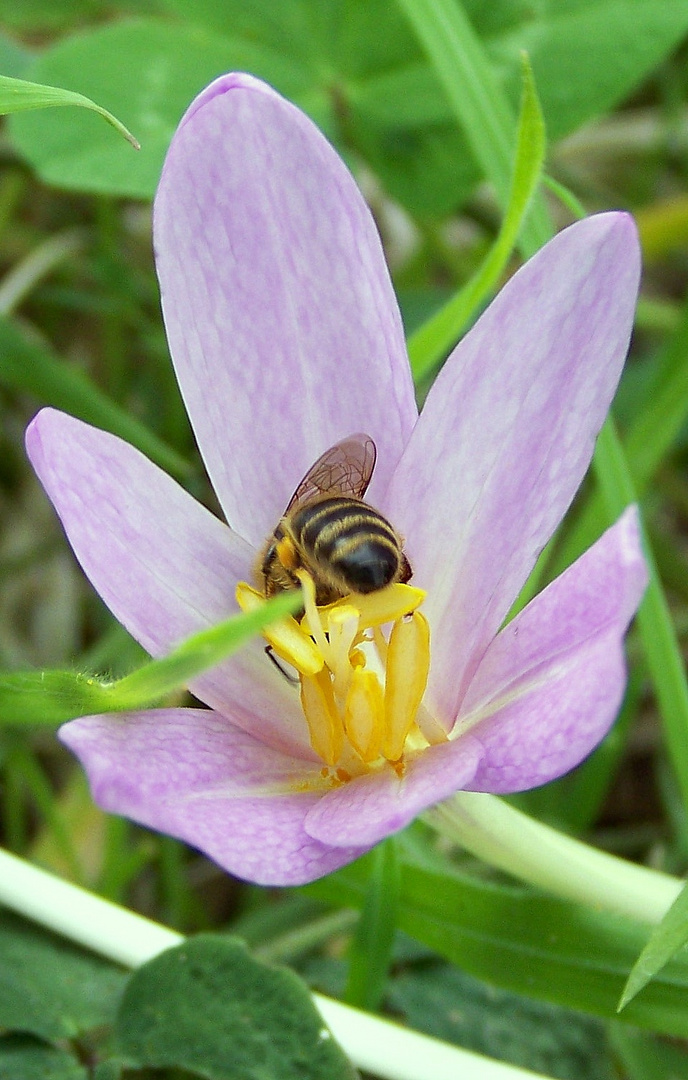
384, 213, 640, 726
27, 408, 312, 759
457, 507, 647, 792
304, 735, 482, 848
61, 710, 369, 886
154, 72, 417, 547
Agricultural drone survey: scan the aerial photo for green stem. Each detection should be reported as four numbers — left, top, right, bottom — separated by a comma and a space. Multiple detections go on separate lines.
425, 792, 681, 925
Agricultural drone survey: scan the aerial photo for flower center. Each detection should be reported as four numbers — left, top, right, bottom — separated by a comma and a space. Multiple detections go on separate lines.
236, 574, 432, 778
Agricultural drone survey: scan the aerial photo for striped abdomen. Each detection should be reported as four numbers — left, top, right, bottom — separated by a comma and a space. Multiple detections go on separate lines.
285, 496, 411, 603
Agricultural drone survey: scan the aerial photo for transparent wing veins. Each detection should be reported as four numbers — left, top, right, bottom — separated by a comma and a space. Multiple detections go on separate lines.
286, 434, 376, 512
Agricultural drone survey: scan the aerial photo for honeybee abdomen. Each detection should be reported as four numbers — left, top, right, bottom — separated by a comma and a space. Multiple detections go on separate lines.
290, 496, 403, 595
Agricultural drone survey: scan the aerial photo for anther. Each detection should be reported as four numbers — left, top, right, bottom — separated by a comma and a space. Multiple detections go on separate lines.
383, 610, 431, 762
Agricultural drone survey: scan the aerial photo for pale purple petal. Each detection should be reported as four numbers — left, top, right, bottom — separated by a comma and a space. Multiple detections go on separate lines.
154, 72, 417, 548
457, 507, 647, 792
27, 408, 313, 759
304, 735, 482, 848
60, 710, 368, 886
384, 213, 641, 727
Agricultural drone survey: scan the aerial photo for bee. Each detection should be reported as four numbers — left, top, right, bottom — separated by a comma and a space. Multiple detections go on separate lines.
258, 434, 412, 606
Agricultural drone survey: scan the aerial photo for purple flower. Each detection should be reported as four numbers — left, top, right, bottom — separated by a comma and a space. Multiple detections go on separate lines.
26, 73, 646, 886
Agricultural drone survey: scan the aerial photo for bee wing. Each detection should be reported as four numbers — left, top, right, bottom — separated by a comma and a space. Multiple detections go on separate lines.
286, 434, 376, 512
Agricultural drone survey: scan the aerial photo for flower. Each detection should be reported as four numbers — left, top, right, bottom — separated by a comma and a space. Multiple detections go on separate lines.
26, 73, 646, 886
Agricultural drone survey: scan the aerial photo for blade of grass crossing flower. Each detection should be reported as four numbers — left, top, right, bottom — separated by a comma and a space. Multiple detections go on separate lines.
618, 878, 688, 1011
0, 590, 301, 726
344, 838, 400, 1012
408, 54, 545, 382
395, 0, 552, 254
111, 589, 301, 706
593, 418, 688, 810
0, 74, 139, 148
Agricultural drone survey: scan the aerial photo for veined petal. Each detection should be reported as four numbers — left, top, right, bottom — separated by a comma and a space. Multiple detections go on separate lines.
304, 735, 482, 848
385, 213, 641, 727
26, 408, 312, 759
61, 710, 368, 886
458, 507, 647, 792
154, 72, 416, 547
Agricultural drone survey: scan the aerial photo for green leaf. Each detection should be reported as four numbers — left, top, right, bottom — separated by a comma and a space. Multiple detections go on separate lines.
344, 838, 399, 1012
388, 963, 615, 1080
619, 878, 688, 1011
0, 590, 301, 726
115, 935, 358, 1079
0, 910, 126, 1044
305, 847, 688, 1038
482, 0, 688, 142
0, 1036, 87, 1080
8, 19, 307, 199
0, 316, 190, 481
0, 73, 138, 148
408, 53, 546, 381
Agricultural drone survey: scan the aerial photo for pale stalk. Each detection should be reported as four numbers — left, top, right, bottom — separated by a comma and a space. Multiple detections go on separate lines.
0, 846, 552, 1080
425, 791, 681, 924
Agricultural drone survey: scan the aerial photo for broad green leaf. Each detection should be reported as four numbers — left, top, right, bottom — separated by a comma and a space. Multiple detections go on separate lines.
0, 1036, 87, 1080
344, 838, 399, 1011
619, 873, 688, 1011
388, 963, 614, 1080
0, 910, 125, 1043
0, 73, 138, 148
408, 54, 545, 381
305, 847, 688, 1037
480, 0, 688, 142
115, 935, 358, 1079
8, 19, 307, 199
0, 590, 300, 726
0, 316, 189, 481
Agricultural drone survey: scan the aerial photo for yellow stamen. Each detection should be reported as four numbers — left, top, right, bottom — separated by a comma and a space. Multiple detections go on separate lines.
295, 570, 333, 668
383, 611, 431, 762
300, 668, 344, 767
344, 668, 385, 763
327, 603, 361, 700
235, 582, 322, 676
302, 583, 426, 636
240, 568, 437, 778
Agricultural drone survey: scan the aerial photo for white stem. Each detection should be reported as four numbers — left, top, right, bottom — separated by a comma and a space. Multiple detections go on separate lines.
425, 792, 681, 924
0, 846, 551, 1080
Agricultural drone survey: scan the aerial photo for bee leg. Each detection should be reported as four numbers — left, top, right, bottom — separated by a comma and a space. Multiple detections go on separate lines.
264, 645, 299, 685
